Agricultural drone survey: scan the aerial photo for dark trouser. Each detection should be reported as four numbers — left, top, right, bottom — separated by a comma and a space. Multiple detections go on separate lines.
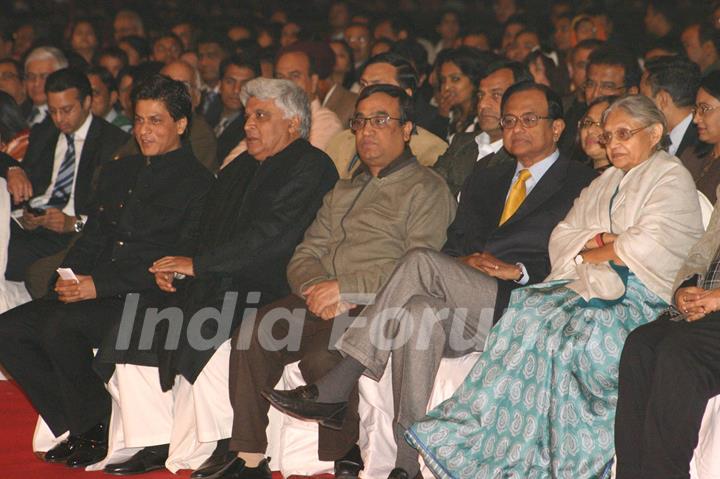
228, 294, 360, 461
615, 311, 720, 479
0, 297, 123, 436
6, 220, 75, 282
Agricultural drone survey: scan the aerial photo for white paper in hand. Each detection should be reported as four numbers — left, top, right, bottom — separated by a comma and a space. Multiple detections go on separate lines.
56, 267, 79, 283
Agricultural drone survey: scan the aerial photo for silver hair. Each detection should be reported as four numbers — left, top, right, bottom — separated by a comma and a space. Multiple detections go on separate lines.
24, 46, 68, 72
240, 78, 311, 139
601, 94, 670, 151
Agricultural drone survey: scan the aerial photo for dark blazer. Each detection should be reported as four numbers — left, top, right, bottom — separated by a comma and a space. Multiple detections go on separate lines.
200, 91, 223, 128
61, 144, 214, 298
680, 143, 719, 203
676, 121, 704, 160
0, 115, 129, 216
324, 84, 357, 129
216, 114, 246, 164
433, 132, 513, 197
443, 154, 597, 321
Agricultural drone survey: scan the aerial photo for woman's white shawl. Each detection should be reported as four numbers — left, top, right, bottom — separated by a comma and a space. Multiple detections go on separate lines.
546, 150, 704, 303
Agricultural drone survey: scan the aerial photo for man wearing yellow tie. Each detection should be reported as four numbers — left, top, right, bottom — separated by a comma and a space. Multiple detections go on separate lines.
260, 81, 598, 479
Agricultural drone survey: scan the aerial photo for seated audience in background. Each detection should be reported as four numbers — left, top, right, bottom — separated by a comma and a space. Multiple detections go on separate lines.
215, 55, 259, 162
575, 95, 617, 171
407, 94, 703, 479
436, 47, 494, 139
265, 82, 596, 479
67, 19, 99, 65
151, 32, 184, 65
433, 60, 533, 196
0, 58, 30, 116
506, 28, 540, 63
91, 78, 338, 477
275, 46, 343, 150
25, 47, 68, 126
325, 53, 448, 178
2, 68, 129, 282
640, 56, 702, 159
682, 22, 720, 75
0, 91, 30, 162
308, 41, 358, 129
86, 66, 132, 132
0, 74, 213, 469
113, 9, 145, 42
197, 33, 231, 124
344, 22, 372, 72
558, 39, 604, 156
96, 47, 129, 78
584, 46, 640, 104
215, 84, 456, 479
680, 71, 720, 203
117, 36, 149, 67
329, 40, 355, 90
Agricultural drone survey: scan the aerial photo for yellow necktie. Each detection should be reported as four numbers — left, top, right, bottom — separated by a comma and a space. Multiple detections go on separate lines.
499, 169, 532, 225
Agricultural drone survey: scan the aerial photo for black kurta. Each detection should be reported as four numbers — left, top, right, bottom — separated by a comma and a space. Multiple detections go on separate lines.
96, 138, 339, 390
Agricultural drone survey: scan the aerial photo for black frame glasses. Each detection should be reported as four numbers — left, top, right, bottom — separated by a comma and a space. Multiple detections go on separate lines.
499, 113, 553, 130
349, 115, 403, 132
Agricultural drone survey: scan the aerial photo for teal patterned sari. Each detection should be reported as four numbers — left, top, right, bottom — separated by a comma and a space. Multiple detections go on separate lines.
407, 270, 667, 479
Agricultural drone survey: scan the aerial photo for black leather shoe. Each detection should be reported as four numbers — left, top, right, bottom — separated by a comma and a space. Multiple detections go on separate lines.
103, 444, 169, 475
334, 444, 364, 479
191, 439, 231, 478
261, 385, 347, 430
388, 468, 409, 479
44, 436, 80, 463
65, 422, 109, 468
64, 438, 108, 468
205, 457, 272, 479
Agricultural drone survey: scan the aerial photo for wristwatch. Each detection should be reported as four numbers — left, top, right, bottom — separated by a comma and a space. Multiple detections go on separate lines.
574, 254, 584, 265
73, 218, 85, 233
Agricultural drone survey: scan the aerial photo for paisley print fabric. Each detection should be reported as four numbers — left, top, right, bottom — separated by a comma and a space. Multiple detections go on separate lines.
407, 274, 667, 479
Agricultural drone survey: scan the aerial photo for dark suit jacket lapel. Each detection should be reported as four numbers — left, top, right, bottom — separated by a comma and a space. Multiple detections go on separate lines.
676, 121, 699, 159
500, 157, 569, 227
481, 160, 516, 227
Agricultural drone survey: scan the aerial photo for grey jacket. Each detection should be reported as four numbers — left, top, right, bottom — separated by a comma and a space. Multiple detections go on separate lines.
287, 151, 457, 302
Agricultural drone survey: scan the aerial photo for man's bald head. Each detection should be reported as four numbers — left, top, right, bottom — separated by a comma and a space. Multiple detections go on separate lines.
161, 60, 201, 108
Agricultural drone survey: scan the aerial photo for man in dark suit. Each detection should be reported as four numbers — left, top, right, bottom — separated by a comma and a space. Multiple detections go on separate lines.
0, 74, 213, 469
264, 82, 597, 479
433, 59, 533, 196
2, 67, 129, 282
215, 55, 258, 164
640, 55, 704, 159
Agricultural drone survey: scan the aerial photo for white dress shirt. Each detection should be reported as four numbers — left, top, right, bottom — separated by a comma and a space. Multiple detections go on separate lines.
474, 132, 504, 162
28, 104, 48, 126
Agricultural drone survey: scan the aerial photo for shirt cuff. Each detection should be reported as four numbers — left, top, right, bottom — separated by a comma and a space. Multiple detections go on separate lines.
515, 262, 529, 285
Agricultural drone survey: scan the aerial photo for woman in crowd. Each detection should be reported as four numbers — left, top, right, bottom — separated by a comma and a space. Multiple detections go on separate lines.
407, 95, 704, 478
681, 70, 720, 203
68, 19, 99, 64
436, 46, 489, 138
575, 95, 617, 171
329, 39, 355, 89
0, 91, 29, 162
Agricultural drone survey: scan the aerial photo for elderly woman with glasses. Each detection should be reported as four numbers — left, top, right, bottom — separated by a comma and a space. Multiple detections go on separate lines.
406, 94, 704, 479
680, 71, 720, 203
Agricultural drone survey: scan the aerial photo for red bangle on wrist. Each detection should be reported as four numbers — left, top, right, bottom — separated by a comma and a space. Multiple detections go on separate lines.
594, 233, 605, 247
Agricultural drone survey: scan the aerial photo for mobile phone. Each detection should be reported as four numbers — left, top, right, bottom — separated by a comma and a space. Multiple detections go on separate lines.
56, 268, 79, 282
24, 204, 46, 216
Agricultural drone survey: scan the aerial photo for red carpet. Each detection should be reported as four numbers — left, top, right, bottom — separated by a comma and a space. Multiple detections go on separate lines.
0, 381, 332, 479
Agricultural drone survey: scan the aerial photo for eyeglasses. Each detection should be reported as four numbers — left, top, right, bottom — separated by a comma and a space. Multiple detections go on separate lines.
582, 79, 624, 92
692, 103, 719, 118
349, 115, 403, 132
597, 125, 650, 146
499, 113, 552, 130
578, 118, 602, 130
